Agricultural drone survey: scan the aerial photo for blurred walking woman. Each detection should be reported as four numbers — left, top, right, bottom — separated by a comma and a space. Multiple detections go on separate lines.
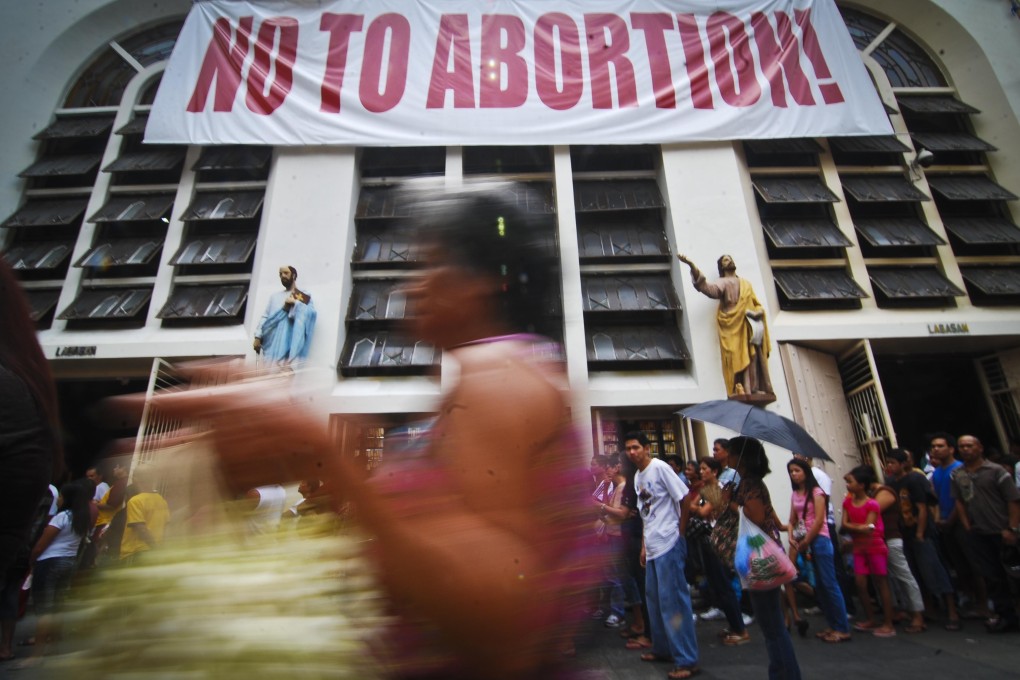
143, 181, 594, 679
730, 437, 802, 680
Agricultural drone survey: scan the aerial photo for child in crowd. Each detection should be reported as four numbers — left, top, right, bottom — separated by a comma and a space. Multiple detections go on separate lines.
842, 465, 895, 637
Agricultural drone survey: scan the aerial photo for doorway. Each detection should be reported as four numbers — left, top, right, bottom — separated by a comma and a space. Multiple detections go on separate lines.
876, 355, 1000, 460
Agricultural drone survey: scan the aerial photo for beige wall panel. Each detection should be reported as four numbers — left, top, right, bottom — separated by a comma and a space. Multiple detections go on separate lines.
780, 343, 860, 515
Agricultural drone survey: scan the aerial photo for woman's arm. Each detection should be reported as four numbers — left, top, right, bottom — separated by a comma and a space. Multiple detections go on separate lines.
742, 493, 768, 527
140, 350, 587, 678
798, 492, 827, 550
30, 525, 59, 564
874, 488, 897, 513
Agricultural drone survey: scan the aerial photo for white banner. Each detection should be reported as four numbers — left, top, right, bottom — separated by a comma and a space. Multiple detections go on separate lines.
147, 0, 892, 146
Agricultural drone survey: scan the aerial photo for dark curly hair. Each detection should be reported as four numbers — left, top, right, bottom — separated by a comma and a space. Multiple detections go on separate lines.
402, 180, 560, 338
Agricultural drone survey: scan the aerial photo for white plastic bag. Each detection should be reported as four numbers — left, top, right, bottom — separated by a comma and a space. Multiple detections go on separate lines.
734, 509, 797, 591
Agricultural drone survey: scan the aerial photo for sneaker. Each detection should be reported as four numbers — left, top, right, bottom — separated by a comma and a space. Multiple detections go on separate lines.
589, 608, 606, 620
604, 614, 627, 628
699, 607, 725, 621
802, 606, 821, 616
742, 614, 754, 626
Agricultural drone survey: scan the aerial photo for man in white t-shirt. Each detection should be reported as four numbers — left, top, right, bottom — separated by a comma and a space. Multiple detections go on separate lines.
626, 432, 699, 678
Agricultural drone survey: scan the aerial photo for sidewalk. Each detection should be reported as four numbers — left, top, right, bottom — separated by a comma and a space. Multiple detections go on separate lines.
574, 610, 1020, 679
4, 608, 1019, 678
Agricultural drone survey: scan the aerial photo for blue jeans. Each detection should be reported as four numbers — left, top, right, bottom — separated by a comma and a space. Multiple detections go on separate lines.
608, 535, 640, 617
810, 535, 850, 634
645, 538, 699, 668
750, 588, 802, 680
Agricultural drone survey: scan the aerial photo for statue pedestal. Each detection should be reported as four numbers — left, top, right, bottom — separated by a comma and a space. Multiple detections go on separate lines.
728, 392, 777, 406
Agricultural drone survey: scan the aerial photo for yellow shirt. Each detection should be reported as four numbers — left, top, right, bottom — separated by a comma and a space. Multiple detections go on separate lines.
119, 491, 170, 559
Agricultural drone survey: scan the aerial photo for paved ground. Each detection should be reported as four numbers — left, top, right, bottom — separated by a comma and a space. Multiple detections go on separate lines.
574, 609, 1020, 679
4, 608, 1019, 678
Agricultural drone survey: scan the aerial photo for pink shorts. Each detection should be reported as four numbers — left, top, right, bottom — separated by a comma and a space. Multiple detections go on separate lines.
853, 550, 888, 576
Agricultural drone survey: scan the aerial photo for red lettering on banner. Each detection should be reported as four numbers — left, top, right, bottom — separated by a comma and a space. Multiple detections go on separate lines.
534, 13, 583, 110
360, 14, 410, 113
795, 8, 845, 104
480, 15, 528, 108
245, 17, 298, 115
750, 12, 815, 107
676, 14, 714, 110
186, 17, 253, 112
319, 14, 363, 114
427, 14, 475, 108
706, 13, 761, 107
585, 14, 637, 109
630, 13, 676, 109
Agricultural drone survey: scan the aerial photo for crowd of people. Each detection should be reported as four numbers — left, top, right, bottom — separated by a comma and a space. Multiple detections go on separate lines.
5, 181, 1020, 680
586, 431, 1020, 680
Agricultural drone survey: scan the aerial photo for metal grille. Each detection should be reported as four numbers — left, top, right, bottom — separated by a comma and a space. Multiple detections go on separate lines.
978, 356, 1020, 449
838, 341, 897, 466
131, 358, 219, 493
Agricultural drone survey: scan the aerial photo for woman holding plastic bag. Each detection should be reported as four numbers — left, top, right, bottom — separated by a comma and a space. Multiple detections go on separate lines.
730, 437, 802, 680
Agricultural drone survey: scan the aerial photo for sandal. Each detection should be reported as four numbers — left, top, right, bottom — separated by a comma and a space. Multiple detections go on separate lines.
872, 627, 897, 638
852, 621, 878, 632
625, 636, 652, 650
668, 666, 700, 679
944, 619, 962, 632
722, 631, 751, 646
903, 623, 926, 634
820, 631, 852, 643
814, 629, 834, 639
640, 652, 671, 662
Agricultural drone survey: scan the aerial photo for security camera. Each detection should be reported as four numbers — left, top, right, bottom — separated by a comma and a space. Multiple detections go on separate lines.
915, 148, 935, 167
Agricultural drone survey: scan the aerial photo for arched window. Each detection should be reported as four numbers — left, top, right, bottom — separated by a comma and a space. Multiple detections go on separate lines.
63, 20, 183, 108
838, 7, 946, 87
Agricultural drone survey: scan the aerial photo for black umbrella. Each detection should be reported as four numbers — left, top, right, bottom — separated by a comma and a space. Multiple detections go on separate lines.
678, 399, 832, 461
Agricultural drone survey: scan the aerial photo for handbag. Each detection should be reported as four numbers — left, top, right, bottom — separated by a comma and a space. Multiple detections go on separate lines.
734, 508, 797, 591
687, 517, 712, 542
709, 507, 739, 566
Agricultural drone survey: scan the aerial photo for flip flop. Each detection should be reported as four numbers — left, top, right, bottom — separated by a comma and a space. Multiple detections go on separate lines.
852, 621, 878, 632
820, 631, 852, 643
904, 623, 926, 634
619, 627, 646, 639
944, 620, 962, 631
625, 637, 653, 650
668, 666, 700, 679
640, 653, 671, 662
872, 628, 897, 638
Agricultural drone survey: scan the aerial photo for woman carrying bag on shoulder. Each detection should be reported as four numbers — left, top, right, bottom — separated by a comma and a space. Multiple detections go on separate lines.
730, 437, 803, 680
693, 457, 749, 645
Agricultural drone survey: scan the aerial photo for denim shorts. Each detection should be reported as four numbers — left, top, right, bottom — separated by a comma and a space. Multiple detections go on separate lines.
32, 556, 77, 614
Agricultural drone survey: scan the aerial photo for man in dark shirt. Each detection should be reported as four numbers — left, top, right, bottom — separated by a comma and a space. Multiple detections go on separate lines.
951, 435, 1020, 633
885, 448, 960, 630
